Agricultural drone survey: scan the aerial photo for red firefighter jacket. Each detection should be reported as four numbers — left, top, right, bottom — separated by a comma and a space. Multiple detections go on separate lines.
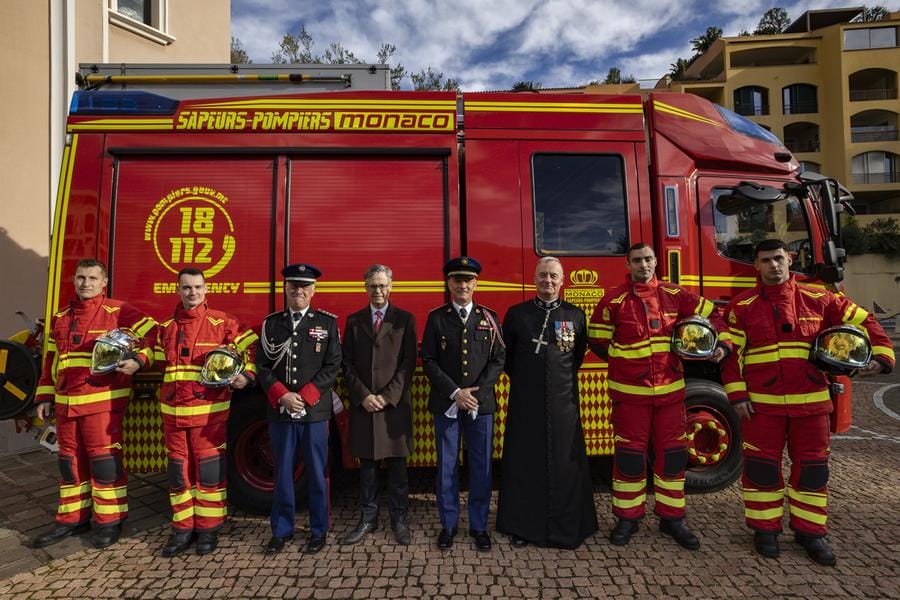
35, 294, 156, 416
588, 276, 729, 405
722, 276, 894, 416
155, 302, 258, 427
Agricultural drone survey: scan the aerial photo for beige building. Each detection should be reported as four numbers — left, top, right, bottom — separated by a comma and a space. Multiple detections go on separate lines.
0, 1, 230, 338
667, 7, 900, 313
669, 7, 900, 217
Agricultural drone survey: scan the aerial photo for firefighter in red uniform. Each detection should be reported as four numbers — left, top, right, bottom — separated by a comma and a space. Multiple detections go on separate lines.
155, 267, 258, 557
588, 243, 730, 550
31, 258, 155, 549
723, 239, 894, 566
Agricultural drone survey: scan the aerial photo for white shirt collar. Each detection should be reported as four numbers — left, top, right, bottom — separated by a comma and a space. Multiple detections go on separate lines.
370, 303, 388, 318
451, 301, 473, 315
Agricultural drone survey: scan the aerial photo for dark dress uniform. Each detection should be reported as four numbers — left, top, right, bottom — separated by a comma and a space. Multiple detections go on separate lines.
421, 292, 505, 538
255, 273, 341, 548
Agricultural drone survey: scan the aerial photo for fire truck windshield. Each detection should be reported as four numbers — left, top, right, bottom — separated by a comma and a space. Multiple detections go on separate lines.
712, 188, 815, 275
714, 104, 785, 147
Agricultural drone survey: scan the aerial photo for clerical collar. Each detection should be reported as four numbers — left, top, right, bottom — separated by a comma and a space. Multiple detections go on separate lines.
534, 297, 561, 310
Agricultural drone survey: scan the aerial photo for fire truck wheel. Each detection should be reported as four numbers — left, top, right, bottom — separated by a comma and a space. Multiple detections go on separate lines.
0, 340, 39, 420
227, 394, 307, 515
683, 379, 743, 493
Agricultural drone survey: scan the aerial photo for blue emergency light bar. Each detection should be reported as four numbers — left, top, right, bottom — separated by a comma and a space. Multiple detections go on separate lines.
70, 91, 179, 115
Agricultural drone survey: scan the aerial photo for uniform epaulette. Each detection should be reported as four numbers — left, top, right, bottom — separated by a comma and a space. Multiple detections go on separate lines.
55, 307, 71, 317
432, 304, 452, 314
475, 304, 497, 315
262, 310, 285, 320
315, 309, 338, 319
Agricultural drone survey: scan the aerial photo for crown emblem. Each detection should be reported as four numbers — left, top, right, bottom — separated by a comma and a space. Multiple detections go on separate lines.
461, 257, 469, 265
570, 269, 598, 286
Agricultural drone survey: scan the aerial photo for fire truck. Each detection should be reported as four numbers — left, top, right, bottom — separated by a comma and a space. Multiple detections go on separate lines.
0, 64, 854, 513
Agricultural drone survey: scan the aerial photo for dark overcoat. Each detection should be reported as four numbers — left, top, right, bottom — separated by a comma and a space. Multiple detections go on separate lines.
342, 304, 417, 460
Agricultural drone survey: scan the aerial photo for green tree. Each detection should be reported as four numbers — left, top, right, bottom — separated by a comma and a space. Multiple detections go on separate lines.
271, 26, 314, 64
865, 218, 900, 257
754, 7, 790, 34
691, 26, 722, 55
377, 43, 407, 91
511, 80, 542, 91
669, 57, 693, 80
411, 67, 460, 91
601, 67, 637, 85
861, 5, 890, 21
231, 36, 251, 64
321, 42, 361, 65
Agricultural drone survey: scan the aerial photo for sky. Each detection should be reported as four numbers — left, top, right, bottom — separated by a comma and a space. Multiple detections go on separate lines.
231, 1, 883, 91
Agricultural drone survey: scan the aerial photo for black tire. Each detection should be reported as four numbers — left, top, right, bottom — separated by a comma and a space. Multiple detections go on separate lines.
683, 379, 743, 493
0, 340, 39, 420
227, 393, 307, 514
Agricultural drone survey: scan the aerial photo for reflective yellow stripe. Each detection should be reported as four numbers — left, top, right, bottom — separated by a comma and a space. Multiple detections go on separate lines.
153, 351, 166, 362
57, 387, 131, 406
160, 401, 230, 416
172, 507, 194, 522
609, 379, 684, 396
787, 486, 827, 507
743, 488, 784, 502
131, 316, 156, 337
58, 358, 93, 368
695, 297, 714, 318
843, 304, 868, 326
724, 382, 747, 394
745, 507, 784, 520
195, 505, 227, 517
612, 479, 646, 493
749, 389, 831, 405
654, 493, 685, 509
170, 490, 195, 505
872, 345, 895, 360
93, 502, 128, 515
612, 495, 646, 509
36, 385, 57, 396
196, 489, 227, 502
243, 363, 258, 376
58, 499, 92, 513
60, 482, 92, 498
744, 348, 810, 365
652, 476, 685, 491
162, 370, 203, 383
609, 339, 672, 359
788, 505, 827, 525
93, 486, 127, 500
234, 330, 258, 351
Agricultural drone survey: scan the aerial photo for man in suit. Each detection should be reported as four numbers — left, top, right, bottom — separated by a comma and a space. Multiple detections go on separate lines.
255, 263, 341, 555
340, 264, 418, 546
421, 256, 505, 551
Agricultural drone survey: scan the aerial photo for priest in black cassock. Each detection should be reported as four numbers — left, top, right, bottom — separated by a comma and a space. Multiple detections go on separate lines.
496, 257, 598, 549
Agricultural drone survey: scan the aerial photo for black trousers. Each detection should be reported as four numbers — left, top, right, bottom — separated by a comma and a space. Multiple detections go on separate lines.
358, 457, 409, 526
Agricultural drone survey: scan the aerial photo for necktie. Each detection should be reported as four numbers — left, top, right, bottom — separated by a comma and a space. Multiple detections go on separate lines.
292, 312, 301, 322
374, 310, 383, 333
459, 307, 467, 321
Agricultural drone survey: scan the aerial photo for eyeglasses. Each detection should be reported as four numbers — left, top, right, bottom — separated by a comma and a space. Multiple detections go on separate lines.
365, 283, 390, 291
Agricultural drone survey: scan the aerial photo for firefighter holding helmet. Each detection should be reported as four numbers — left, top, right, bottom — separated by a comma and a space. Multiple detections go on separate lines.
154, 267, 258, 557
588, 243, 730, 551
722, 239, 894, 566
31, 259, 156, 550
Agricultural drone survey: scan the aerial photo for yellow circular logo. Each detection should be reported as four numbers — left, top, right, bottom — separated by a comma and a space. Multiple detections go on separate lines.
145, 187, 236, 278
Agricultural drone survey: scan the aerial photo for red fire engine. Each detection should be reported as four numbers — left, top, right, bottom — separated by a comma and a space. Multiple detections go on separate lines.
0, 64, 854, 512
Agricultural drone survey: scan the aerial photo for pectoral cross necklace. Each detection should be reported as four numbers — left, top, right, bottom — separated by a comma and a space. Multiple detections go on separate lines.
532, 297, 560, 354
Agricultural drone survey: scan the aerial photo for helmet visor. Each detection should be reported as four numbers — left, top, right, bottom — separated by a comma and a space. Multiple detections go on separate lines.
672, 318, 718, 359
815, 327, 872, 372
90, 329, 137, 375
200, 346, 243, 387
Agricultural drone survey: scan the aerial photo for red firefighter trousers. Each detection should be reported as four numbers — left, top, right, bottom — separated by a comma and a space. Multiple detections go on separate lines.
54, 409, 128, 527
164, 421, 228, 532
612, 401, 688, 521
741, 412, 830, 537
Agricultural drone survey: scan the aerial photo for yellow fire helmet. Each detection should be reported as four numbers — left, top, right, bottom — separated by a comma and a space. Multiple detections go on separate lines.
671, 316, 718, 360
90, 329, 139, 375
811, 325, 872, 376
200, 345, 244, 388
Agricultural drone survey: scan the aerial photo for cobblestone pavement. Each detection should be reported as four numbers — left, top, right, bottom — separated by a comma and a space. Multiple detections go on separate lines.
1, 375, 899, 599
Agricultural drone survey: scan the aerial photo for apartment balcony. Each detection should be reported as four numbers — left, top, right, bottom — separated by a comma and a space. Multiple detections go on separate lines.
734, 102, 769, 117
851, 126, 899, 142
849, 88, 898, 101
852, 172, 900, 184
783, 101, 818, 115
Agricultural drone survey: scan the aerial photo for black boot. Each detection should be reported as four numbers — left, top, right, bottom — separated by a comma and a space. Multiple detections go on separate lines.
162, 531, 195, 557
609, 519, 639, 546
659, 519, 700, 550
32, 522, 90, 548
341, 521, 378, 545
753, 532, 780, 559
91, 523, 122, 549
795, 533, 836, 566
195, 531, 218, 556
